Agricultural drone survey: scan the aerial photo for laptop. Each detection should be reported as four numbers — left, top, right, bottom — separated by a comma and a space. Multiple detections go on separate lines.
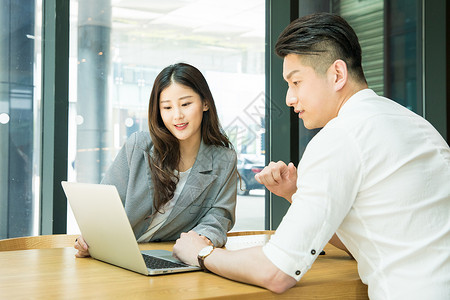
61, 181, 201, 275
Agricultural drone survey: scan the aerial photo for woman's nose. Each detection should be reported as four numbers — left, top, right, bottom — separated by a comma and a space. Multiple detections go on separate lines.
173, 106, 184, 119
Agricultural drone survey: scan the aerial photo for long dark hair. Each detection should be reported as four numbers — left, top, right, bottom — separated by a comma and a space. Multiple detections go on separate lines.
148, 63, 232, 213
275, 12, 367, 84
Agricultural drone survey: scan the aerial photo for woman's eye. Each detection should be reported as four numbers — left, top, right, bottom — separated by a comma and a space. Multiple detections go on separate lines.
162, 106, 171, 110
182, 102, 192, 107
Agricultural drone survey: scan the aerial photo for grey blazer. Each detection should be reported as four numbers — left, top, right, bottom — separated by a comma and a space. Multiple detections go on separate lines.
101, 131, 237, 247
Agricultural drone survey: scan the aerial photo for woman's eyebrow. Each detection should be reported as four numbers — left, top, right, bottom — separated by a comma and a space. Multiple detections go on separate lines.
178, 95, 193, 100
160, 95, 193, 103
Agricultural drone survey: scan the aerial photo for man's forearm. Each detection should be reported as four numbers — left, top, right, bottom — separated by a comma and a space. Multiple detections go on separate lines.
203, 246, 297, 294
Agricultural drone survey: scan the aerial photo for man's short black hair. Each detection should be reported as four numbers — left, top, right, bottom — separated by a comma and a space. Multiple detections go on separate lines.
275, 12, 367, 83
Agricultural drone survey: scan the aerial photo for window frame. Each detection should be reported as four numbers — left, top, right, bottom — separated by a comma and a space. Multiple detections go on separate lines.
40, 0, 70, 235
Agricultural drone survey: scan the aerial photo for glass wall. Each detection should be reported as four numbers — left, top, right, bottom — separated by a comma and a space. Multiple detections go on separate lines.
332, 0, 385, 95
386, 0, 422, 114
332, 0, 421, 113
67, 0, 266, 233
0, 0, 42, 239
296, 0, 422, 161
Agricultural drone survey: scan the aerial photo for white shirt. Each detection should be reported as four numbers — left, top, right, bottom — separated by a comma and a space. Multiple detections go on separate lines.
137, 168, 191, 243
262, 89, 450, 300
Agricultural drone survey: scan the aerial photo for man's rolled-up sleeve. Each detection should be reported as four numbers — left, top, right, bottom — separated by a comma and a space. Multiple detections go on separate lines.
262, 126, 362, 281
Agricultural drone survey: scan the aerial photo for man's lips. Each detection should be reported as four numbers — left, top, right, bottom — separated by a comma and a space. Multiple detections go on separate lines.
294, 109, 305, 118
174, 123, 188, 130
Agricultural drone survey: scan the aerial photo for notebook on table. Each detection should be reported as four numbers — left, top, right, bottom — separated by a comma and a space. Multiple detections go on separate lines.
61, 181, 201, 275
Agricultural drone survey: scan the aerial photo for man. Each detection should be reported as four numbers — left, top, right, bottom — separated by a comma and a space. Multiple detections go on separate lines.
173, 12, 450, 299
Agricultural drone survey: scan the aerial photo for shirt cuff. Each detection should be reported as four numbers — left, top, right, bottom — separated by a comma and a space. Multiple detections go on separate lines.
262, 241, 311, 281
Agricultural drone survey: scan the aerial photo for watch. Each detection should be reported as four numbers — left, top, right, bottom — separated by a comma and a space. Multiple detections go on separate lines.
197, 245, 215, 272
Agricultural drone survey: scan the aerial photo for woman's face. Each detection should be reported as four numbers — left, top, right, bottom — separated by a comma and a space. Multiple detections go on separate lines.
159, 82, 209, 146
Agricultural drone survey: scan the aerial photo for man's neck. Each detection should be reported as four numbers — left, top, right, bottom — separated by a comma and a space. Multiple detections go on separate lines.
336, 81, 368, 112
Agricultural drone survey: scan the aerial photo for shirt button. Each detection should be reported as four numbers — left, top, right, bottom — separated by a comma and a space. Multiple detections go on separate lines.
311, 249, 316, 255
295, 270, 301, 275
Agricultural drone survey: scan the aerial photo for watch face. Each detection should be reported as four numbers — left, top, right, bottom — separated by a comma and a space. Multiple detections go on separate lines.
199, 245, 214, 257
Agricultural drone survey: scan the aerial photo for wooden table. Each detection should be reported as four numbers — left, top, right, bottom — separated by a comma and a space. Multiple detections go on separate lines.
0, 236, 368, 299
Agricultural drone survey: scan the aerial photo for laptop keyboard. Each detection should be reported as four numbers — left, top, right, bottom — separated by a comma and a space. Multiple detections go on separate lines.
142, 254, 189, 269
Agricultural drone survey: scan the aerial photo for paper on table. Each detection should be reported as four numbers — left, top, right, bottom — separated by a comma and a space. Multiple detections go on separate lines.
225, 234, 272, 251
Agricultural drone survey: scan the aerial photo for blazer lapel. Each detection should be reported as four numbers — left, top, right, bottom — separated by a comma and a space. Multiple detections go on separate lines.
162, 141, 217, 225
146, 146, 156, 218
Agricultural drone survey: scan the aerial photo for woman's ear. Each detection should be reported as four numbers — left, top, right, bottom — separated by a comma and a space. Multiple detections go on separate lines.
203, 102, 209, 111
331, 59, 348, 91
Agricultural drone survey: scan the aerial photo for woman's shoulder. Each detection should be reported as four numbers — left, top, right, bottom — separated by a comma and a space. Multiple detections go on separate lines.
204, 143, 237, 161
125, 131, 153, 151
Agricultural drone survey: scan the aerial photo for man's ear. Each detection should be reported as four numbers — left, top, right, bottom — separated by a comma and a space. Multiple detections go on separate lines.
331, 59, 348, 91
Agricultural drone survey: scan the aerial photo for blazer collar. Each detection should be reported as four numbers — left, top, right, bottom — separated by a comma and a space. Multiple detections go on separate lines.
192, 140, 214, 173
148, 139, 212, 172
157, 140, 217, 228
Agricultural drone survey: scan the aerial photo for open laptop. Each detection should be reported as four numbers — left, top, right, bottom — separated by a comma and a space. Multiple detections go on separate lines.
61, 181, 201, 275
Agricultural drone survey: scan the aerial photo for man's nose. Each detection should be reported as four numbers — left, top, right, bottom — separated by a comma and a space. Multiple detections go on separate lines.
286, 89, 297, 107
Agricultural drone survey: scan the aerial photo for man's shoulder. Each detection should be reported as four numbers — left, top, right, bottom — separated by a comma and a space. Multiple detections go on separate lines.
341, 90, 417, 121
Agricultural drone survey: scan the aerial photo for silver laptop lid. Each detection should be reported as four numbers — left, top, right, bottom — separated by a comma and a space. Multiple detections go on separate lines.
61, 181, 149, 275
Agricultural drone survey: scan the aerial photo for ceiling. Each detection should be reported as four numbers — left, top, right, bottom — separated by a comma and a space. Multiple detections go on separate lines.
72, 0, 265, 49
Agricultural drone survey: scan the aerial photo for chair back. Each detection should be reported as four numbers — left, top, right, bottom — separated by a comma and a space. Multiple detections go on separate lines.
0, 234, 78, 251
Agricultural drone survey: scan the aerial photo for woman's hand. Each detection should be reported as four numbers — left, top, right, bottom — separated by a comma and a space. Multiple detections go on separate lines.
74, 236, 90, 258
173, 231, 210, 266
199, 234, 214, 246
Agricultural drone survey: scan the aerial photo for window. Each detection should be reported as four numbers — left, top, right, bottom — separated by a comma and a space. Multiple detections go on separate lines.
67, 0, 266, 233
0, 0, 42, 239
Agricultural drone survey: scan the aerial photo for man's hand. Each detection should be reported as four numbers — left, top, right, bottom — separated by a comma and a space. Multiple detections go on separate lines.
173, 231, 210, 266
255, 161, 297, 203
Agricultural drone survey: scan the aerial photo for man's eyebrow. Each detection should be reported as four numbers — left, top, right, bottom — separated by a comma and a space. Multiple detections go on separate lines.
285, 70, 300, 80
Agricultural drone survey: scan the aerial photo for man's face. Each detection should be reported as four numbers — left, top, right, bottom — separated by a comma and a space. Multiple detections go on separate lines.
282, 54, 339, 129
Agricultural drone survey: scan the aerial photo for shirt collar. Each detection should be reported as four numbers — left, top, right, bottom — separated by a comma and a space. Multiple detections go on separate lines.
338, 88, 377, 116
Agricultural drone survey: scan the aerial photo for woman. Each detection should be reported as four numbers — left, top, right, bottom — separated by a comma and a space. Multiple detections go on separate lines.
75, 63, 237, 257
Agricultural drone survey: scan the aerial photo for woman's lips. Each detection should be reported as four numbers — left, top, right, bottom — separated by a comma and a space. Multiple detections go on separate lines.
175, 123, 188, 130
